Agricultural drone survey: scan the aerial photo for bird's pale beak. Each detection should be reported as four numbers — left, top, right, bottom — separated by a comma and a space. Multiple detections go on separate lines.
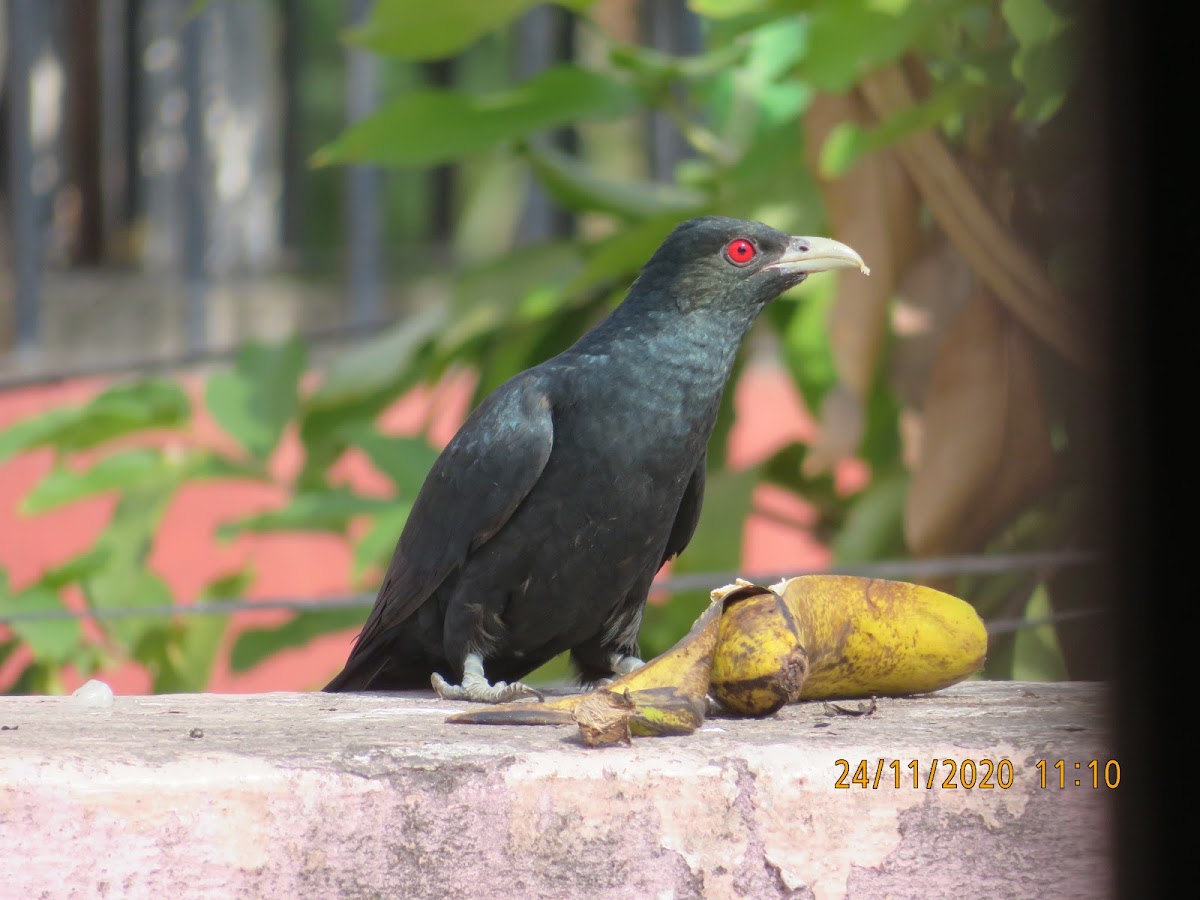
767, 235, 870, 277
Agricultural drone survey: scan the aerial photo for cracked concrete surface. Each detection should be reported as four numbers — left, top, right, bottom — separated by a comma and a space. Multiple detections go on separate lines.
0, 681, 1113, 899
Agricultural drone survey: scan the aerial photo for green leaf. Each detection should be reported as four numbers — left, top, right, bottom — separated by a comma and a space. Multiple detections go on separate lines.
435, 240, 582, 359
466, 315, 565, 406
1011, 583, 1068, 680
0, 583, 82, 662
47, 379, 191, 450
299, 306, 448, 489
21, 449, 167, 515
523, 651, 573, 687
688, 0, 775, 18
858, 369, 903, 468
523, 141, 709, 221
340, 426, 439, 494
0, 407, 79, 463
230, 607, 367, 674
0, 379, 191, 463
347, 0, 593, 61
706, 353, 744, 471
743, 16, 810, 85
205, 336, 306, 460
673, 467, 759, 574
636, 468, 758, 659
7, 659, 65, 695
82, 485, 179, 648
141, 613, 228, 693
352, 502, 412, 580
171, 612, 227, 691
817, 122, 869, 180
0, 637, 17, 672
20, 447, 258, 516
182, 451, 271, 482
829, 471, 909, 563
640, 591, 712, 661
607, 40, 749, 83
561, 214, 681, 301
218, 488, 392, 539
718, 120, 813, 211
800, 0, 976, 93
699, 17, 811, 151
85, 569, 174, 651
201, 567, 257, 600
312, 66, 642, 168
818, 75, 1001, 178
1002, 0, 1067, 47
139, 567, 251, 692
1010, 28, 1077, 122
308, 306, 447, 411
40, 548, 113, 590
760, 442, 844, 537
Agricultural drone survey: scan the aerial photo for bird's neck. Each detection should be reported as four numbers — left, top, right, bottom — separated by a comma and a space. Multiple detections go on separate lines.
576, 293, 761, 384
560, 296, 762, 445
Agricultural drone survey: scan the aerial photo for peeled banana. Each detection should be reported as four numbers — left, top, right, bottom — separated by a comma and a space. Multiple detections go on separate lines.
709, 587, 807, 716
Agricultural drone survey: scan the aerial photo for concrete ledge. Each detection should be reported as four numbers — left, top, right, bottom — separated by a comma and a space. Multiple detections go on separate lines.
2, 682, 1112, 899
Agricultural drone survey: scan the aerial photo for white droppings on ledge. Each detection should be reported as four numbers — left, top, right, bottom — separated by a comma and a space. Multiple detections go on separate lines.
71, 679, 114, 707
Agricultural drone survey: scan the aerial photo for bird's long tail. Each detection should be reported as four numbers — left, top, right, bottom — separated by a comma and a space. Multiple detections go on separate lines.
322, 642, 433, 692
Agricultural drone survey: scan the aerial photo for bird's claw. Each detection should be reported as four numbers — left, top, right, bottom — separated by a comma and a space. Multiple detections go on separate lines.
611, 654, 645, 676
431, 672, 544, 704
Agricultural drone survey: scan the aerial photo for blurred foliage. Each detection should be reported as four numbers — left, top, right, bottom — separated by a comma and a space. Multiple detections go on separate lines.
0, 0, 1098, 693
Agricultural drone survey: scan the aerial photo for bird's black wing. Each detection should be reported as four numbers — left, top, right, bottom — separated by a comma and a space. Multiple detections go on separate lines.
347, 375, 555, 661
661, 452, 706, 566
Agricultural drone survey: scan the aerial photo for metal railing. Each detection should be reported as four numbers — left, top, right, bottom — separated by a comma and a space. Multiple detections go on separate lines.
0, 550, 1103, 637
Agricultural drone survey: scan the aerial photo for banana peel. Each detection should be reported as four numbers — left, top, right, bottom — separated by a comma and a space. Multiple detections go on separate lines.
445, 575, 986, 744
445, 582, 762, 742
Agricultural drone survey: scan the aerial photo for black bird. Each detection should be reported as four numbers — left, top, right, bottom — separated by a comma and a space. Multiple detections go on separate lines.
324, 216, 867, 701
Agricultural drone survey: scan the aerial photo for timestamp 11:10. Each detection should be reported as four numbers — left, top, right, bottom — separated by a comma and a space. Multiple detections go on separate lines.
1035, 759, 1120, 789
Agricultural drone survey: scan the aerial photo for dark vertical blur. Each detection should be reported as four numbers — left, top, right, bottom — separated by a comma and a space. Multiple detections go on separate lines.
4, 0, 42, 353
67, 0, 103, 264
514, 4, 577, 244
1093, 0, 1156, 895
181, 3, 209, 350
279, 0, 305, 257
422, 57, 456, 251
345, 0, 382, 327
641, 0, 701, 182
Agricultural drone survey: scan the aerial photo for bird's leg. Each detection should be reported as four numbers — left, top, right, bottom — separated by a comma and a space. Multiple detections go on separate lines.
609, 652, 645, 675
431, 652, 544, 703
591, 652, 646, 687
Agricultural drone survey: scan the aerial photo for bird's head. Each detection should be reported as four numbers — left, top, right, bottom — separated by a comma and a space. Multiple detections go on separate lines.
633, 216, 869, 316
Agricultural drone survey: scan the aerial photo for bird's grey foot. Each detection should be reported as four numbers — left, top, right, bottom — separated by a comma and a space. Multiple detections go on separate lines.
591, 653, 646, 687
431, 652, 543, 703
609, 653, 645, 676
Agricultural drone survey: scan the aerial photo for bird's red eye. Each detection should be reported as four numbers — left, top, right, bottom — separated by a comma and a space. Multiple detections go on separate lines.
724, 238, 756, 266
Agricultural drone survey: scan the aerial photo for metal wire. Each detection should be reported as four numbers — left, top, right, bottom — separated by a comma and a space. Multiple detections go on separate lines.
0, 549, 1101, 626
0, 319, 394, 392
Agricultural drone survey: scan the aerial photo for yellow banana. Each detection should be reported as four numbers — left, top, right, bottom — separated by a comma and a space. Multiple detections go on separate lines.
778, 575, 987, 700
